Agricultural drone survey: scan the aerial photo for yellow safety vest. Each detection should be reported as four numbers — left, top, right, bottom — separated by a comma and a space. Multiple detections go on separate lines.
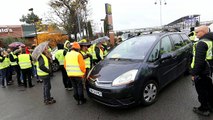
18, 54, 32, 69
189, 31, 196, 41
55, 49, 64, 65
81, 51, 91, 68
65, 50, 84, 77
0, 56, 8, 70
4, 57, 10, 68
10, 52, 18, 66
36, 54, 49, 76
64, 40, 70, 50
191, 40, 213, 68
90, 44, 103, 60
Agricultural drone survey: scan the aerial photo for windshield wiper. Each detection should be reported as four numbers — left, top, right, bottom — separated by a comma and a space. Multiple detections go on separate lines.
109, 58, 132, 61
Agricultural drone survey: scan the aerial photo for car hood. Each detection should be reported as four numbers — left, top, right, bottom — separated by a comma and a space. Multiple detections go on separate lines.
89, 59, 142, 82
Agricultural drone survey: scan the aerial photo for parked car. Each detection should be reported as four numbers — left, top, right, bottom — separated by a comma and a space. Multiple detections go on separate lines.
86, 32, 192, 107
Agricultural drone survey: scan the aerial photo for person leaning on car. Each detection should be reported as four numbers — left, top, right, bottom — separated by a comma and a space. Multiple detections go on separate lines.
191, 25, 213, 116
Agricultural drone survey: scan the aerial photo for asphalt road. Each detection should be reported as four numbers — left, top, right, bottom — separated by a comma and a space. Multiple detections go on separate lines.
0, 72, 213, 120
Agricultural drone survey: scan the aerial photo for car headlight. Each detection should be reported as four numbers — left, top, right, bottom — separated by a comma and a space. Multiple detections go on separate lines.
112, 69, 138, 86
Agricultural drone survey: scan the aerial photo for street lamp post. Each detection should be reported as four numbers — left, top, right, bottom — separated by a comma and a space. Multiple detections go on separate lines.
29, 8, 38, 45
154, 0, 167, 26
100, 19, 105, 36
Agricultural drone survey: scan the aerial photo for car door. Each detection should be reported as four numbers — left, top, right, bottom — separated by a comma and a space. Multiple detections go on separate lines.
147, 35, 178, 87
170, 34, 187, 77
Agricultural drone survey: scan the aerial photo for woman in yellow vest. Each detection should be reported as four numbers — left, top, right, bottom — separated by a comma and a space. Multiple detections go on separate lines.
64, 42, 87, 105
36, 46, 56, 105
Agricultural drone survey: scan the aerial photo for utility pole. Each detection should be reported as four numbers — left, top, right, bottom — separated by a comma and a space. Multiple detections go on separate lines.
154, 0, 167, 27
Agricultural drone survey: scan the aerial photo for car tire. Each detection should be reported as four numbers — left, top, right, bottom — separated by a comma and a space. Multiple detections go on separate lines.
51, 60, 60, 72
141, 80, 159, 106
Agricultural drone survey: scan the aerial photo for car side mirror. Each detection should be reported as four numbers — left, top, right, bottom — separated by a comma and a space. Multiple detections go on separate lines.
160, 53, 172, 61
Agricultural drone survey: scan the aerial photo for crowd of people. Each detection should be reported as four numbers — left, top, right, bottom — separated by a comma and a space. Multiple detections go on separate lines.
1, 26, 213, 117
0, 38, 110, 105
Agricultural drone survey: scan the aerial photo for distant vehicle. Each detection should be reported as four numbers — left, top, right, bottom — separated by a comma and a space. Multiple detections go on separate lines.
86, 32, 192, 107
121, 33, 134, 41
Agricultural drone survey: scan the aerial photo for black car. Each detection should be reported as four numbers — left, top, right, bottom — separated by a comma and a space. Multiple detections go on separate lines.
86, 32, 192, 107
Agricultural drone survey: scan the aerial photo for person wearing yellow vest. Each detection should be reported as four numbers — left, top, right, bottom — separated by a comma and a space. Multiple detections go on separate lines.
17, 49, 34, 88
79, 42, 92, 88
64, 42, 87, 105
188, 27, 197, 43
36, 46, 56, 105
91, 42, 104, 65
55, 44, 72, 90
191, 25, 213, 116
0, 50, 10, 88
9, 48, 22, 86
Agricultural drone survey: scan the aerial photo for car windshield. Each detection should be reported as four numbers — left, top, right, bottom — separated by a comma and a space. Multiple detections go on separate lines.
107, 35, 157, 60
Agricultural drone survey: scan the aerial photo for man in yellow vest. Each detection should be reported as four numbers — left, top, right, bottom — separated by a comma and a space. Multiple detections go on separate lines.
36, 46, 56, 105
191, 25, 213, 116
55, 44, 72, 90
0, 49, 10, 88
79, 42, 92, 88
9, 48, 22, 86
18, 49, 34, 88
64, 42, 86, 105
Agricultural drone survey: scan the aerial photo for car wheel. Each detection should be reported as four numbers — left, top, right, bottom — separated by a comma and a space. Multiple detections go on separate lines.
52, 60, 59, 72
141, 80, 158, 106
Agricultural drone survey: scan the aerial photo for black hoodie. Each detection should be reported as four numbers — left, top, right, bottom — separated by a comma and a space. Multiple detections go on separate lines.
191, 32, 213, 76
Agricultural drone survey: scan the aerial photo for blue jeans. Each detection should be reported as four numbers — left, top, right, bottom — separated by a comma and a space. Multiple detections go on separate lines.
70, 77, 84, 101
1, 68, 7, 86
40, 75, 51, 101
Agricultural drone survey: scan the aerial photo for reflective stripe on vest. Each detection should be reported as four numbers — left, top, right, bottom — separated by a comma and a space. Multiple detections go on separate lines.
18, 54, 32, 69
65, 51, 84, 76
10, 52, 18, 66
191, 40, 213, 68
36, 54, 49, 76
55, 49, 64, 65
81, 51, 91, 68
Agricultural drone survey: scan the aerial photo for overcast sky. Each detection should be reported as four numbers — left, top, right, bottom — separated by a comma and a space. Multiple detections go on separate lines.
0, 0, 213, 31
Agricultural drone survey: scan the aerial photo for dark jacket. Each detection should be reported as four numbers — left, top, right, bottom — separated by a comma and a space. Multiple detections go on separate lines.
191, 32, 213, 76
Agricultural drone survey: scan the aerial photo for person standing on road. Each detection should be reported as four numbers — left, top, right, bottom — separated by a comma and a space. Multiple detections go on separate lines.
55, 44, 72, 91
9, 48, 22, 86
191, 25, 213, 116
36, 46, 56, 105
64, 42, 87, 105
17, 49, 34, 88
79, 42, 92, 89
0, 49, 10, 88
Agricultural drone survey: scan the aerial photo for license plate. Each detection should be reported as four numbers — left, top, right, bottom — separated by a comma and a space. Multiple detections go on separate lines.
89, 88, 103, 97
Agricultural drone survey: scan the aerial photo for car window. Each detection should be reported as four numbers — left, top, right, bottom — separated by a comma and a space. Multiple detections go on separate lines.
170, 34, 184, 49
148, 41, 160, 62
160, 36, 173, 54
180, 33, 191, 44
107, 36, 156, 60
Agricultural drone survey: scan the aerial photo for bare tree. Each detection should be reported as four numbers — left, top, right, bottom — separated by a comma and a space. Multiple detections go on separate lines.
49, 0, 88, 41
